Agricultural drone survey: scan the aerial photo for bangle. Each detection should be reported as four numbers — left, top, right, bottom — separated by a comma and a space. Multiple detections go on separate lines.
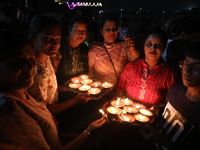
83, 130, 91, 138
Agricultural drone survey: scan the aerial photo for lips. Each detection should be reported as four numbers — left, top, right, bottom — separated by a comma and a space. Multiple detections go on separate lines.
49, 49, 58, 52
149, 52, 156, 55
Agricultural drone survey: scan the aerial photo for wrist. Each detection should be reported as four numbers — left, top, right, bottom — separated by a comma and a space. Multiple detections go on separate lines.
83, 130, 92, 138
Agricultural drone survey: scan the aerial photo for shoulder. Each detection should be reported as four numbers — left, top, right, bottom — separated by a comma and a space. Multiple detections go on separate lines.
125, 59, 142, 68
0, 93, 21, 113
129, 59, 142, 65
88, 42, 105, 53
168, 83, 186, 94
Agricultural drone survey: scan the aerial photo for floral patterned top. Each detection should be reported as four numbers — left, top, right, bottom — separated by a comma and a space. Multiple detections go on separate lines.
88, 41, 136, 86
28, 57, 58, 105
116, 59, 175, 107
0, 93, 61, 150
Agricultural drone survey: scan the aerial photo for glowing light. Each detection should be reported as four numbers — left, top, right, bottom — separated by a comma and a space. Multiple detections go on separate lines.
66, 2, 102, 10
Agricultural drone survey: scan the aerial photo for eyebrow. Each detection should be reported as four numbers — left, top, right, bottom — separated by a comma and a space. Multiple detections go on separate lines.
184, 59, 200, 64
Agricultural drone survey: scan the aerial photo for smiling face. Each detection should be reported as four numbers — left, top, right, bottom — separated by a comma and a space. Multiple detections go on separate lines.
144, 34, 165, 61
101, 20, 118, 43
182, 56, 200, 87
33, 25, 61, 57
68, 22, 87, 46
0, 44, 36, 90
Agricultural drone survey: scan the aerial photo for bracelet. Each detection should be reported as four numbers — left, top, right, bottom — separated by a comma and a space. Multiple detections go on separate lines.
83, 130, 92, 138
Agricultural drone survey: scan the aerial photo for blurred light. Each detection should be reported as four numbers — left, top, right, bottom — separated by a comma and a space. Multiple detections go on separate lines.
66, 2, 102, 10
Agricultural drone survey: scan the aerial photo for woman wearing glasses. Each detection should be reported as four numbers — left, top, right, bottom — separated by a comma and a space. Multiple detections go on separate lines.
88, 15, 140, 88
56, 15, 89, 88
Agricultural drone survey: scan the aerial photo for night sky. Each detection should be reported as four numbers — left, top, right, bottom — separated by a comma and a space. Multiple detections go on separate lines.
102, 0, 200, 10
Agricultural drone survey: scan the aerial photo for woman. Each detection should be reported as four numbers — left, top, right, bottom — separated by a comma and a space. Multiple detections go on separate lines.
28, 14, 91, 115
88, 15, 140, 86
116, 29, 175, 107
56, 15, 89, 87
0, 29, 106, 150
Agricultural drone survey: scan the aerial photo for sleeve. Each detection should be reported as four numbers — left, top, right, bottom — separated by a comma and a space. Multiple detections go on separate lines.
0, 100, 52, 150
116, 62, 132, 94
28, 71, 48, 104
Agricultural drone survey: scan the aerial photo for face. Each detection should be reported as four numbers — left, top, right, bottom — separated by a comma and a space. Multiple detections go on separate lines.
101, 20, 118, 43
181, 56, 200, 87
144, 34, 165, 60
0, 45, 36, 90
69, 22, 87, 45
33, 25, 61, 57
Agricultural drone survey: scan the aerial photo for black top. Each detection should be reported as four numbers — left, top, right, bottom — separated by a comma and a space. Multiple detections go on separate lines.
56, 40, 89, 86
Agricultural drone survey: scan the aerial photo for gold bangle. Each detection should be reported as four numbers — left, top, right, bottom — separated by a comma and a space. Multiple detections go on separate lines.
83, 130, 91, 138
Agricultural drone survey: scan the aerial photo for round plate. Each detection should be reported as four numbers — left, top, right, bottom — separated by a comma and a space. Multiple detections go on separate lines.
88, 88, 101, 94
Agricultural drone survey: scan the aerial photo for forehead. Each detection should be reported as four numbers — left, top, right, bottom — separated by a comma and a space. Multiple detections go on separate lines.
72, 22, 87, 29
41, 26, 61, 36
145, 34, 164, 43
103, 20, 117, 28
185, 56, 200, 63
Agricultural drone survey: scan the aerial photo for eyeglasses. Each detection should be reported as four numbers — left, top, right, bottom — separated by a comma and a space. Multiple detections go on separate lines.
104, 28, 119, 32
74, 29, 87, 35
179, 60, 200, 74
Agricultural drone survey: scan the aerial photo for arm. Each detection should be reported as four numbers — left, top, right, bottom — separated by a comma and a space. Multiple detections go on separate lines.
61, 116, 107, 150
47, 93, 92, 115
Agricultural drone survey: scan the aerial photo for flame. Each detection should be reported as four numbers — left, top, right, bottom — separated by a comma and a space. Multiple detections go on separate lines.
135, 104, 141, 109
99, 109, 105, 115
116, 98, 121, 106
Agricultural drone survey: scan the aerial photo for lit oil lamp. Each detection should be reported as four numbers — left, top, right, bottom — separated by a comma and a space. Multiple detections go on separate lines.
102, 82, 113, 88
133, 103, 146, 109
79, 74, 89, 80
90, 81, 102, 87
121, 98, 134, 105
88, 88, 101, 95
110, 98, 125, 107
81, 79, 93, 85
107, 106, 122, 114
123, 105, 138, 113
71, 77, 82, 83
68, 83, 81, 89
139, 108, 153, 117
118, 113, 135, 122
134, 114, 150, 122
79, 85, 91, 91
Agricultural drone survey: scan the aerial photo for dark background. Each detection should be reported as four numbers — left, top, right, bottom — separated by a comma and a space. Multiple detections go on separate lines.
1, 0, 200, 26
102, 0, 200, 10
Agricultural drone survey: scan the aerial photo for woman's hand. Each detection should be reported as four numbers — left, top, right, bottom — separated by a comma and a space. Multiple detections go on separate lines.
125, 38, 140, 59
86, 116, 107, 133
73, 93, 92, 104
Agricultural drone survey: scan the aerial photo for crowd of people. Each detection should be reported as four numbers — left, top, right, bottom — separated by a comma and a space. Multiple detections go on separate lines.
1, 0, 200, 149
